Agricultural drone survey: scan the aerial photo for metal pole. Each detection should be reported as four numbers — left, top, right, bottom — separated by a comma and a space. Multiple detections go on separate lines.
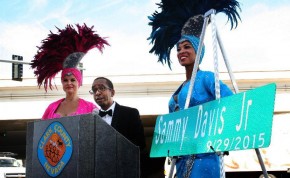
216, 29, 239, 93
168, 9, 213, 178
210, 10, 227, 178
216, 20, 269, 178
184, 14, 210, 109
0, 59, 31, 65
255, 149, 269, 178
168, 157, 177, 178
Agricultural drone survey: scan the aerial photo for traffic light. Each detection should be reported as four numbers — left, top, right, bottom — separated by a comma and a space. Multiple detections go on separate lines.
12, 55, 23, 81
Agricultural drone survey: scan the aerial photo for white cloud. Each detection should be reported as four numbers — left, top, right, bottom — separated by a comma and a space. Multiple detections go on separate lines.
29, 0, 48, 11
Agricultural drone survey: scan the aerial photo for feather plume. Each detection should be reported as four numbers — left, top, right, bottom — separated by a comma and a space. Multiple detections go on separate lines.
31, 24, 109, 91
148, 0, 241, 68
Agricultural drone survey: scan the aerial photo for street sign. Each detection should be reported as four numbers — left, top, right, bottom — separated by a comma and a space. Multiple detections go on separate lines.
150, 83, 276, 157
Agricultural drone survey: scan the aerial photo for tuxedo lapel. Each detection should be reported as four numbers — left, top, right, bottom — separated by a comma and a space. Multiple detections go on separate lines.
111, 102, 120, 128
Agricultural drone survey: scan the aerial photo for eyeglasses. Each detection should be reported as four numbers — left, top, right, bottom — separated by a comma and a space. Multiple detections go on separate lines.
89, 86, 111, 94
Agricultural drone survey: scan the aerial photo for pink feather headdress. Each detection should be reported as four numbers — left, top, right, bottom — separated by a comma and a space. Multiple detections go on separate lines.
31, 23, 109, 91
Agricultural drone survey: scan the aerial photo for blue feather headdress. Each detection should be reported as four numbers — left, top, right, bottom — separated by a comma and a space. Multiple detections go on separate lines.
148, 0, 241, 68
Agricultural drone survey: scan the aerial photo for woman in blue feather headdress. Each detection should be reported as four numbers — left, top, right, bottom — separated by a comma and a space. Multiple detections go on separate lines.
148, 0, 241, 177
169, 20, 234, 178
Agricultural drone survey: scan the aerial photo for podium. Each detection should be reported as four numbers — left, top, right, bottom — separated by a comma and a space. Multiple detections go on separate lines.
26, 114, 140, 178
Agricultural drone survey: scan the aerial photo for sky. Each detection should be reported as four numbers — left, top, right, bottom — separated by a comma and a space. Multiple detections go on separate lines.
0, 0, 290, 85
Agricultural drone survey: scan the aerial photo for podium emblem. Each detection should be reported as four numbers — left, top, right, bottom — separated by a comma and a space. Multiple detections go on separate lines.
37, 121, 73, 177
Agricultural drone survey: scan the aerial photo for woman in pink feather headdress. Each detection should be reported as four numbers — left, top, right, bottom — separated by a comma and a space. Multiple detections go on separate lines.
31, 24, 109, 120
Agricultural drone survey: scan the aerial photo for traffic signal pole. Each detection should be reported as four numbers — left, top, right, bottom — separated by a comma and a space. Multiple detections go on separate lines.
0, 59, 31, 64
0, 58, 84, 82
0, 55, 31, 81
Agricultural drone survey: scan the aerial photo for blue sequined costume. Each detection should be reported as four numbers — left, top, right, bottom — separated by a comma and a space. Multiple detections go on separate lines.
169, 70, 233, 178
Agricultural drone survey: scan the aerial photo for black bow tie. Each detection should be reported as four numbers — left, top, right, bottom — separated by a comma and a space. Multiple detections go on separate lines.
99, 109, 113, 117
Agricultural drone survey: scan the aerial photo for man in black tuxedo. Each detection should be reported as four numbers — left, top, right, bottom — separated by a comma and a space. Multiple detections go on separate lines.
91, 77, 147, 177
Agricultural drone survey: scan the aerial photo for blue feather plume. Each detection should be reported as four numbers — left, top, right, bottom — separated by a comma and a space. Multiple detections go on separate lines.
148, 0, 241, 68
